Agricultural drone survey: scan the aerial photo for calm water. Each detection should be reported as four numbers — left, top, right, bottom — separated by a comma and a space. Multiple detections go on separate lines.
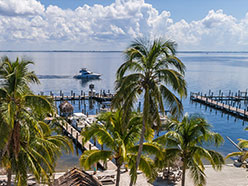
1, 51, 247, 170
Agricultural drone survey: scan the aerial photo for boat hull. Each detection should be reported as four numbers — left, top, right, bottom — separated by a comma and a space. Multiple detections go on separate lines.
73, 74, 101, 79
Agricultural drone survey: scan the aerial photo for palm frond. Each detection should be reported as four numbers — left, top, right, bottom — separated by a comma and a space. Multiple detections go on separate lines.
80, 150, 112, 170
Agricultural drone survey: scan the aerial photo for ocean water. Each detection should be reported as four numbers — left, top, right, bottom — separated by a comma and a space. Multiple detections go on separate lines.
1, 51, 247, 170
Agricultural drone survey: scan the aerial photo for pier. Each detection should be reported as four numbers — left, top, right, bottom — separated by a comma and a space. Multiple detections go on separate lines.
190, 91, 248, 119
40, 89, 113, 102
46, 115, 117, 170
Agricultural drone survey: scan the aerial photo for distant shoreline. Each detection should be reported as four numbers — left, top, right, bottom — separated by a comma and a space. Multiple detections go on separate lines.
1, 50, 248, 53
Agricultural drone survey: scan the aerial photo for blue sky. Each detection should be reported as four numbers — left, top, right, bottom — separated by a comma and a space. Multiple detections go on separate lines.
39, 0, 248, 22
1, 0, 248, 51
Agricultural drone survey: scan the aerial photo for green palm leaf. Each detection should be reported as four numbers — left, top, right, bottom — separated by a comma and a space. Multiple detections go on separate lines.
80, 150, 112, 170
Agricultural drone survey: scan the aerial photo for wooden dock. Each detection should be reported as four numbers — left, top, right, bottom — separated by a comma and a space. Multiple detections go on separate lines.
190, 92, 248, 119
41, 90, 113, 102
46, 116, 117, 170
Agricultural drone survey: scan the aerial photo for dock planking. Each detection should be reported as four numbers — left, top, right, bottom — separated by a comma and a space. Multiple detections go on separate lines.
190, 92, 248, 119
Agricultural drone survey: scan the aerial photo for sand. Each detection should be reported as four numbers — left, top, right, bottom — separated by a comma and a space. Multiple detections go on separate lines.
0, 164, 247, 186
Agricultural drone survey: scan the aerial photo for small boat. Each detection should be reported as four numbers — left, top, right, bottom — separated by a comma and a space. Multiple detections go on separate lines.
73, 68, 101, 79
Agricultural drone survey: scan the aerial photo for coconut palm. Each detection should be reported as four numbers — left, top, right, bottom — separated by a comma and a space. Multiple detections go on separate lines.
112, 38, 187, 175
155, 114, 224, 186
226, 127, 248, 163
80, 110, 159, 186
0, 57, 72, 185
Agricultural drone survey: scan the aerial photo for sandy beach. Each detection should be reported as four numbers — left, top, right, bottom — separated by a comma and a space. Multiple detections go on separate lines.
99, 164, 248, 186
57, 164, 247, 186
0, 164, 247, 186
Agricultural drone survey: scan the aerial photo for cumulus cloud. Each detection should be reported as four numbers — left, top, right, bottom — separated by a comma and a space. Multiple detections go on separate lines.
0, 0, 248, 50
0, 0, 44, 16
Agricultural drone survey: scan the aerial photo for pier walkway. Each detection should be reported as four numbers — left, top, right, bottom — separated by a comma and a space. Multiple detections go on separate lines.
190, 92, 248, 119
46, 115, 117, 170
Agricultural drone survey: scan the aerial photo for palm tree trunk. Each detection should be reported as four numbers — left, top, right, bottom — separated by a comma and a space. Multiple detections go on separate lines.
135, 119, 145, 170
115, 162, 122, 186
129, 119, 146, 186
130, 90, 149, 186
7, 168, 12, 186
181, 161, 186, 186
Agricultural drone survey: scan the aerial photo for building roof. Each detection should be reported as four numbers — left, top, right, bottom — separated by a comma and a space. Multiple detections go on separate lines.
53, 168, 102, 186
59, 101, 74, 113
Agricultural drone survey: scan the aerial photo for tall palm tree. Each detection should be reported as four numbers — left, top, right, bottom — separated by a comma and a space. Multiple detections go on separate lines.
226, 127, 248, 163
0, 57, 72, 186
155, 114, 224, 186
112, 38, 187, 174
80, 110, 159, 186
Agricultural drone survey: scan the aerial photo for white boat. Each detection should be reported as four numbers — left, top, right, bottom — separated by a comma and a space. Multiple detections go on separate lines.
73, 68, 101, 79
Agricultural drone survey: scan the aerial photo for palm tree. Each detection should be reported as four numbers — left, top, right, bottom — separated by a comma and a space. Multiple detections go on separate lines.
112, 38, 187, 175
3, 121, 72, 186
0, 57, 72, 185
80, 110, 159, 186
226, 127, 248, 163
155, 114, 224, 186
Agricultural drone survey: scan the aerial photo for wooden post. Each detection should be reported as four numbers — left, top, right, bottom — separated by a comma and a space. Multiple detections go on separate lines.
94, 138, 96, 146
138, 102, 141, 112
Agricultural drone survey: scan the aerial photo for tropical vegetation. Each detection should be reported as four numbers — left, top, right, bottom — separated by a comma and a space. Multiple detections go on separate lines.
80, 110, 160, 186
0, 57, 72, 186
226, 127, 248, 164
112, 38, 187, 180
155, 114, 225, 186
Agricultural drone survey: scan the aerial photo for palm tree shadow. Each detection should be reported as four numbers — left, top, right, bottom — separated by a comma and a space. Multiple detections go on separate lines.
152, 179, 177, 186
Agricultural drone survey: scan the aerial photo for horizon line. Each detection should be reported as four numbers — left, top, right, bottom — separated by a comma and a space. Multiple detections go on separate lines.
1, 50, 248, 53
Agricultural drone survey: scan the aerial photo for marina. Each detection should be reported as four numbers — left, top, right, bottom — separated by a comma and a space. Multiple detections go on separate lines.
190, 91, 248, 119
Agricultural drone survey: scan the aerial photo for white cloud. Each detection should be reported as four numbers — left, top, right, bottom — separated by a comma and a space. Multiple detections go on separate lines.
0, 0, 44, 16
0, 0, 248, 50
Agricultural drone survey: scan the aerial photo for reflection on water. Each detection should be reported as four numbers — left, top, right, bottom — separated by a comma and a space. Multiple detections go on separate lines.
0, 51, 247, 170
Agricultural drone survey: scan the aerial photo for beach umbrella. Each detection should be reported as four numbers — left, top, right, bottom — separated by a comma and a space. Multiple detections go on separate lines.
53, 167, 102, 186
59, 101, 74, 116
